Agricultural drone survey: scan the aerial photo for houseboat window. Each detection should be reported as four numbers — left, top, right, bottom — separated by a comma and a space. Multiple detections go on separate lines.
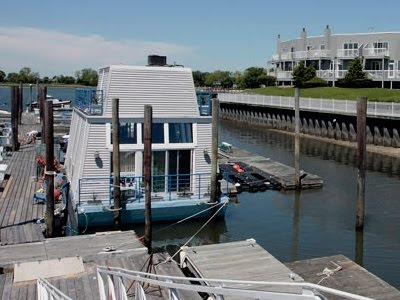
111, 123, 137, 144
110, 152, 135, 174
169, 123, 193, 143
168, 150, 191, 192
152, 151, 166, 192
141, 123, 164, 143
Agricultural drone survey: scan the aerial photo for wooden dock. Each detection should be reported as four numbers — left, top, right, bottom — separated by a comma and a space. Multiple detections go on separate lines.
220, 146, 323, 189
180, 239, 304, 297
286, 255, 400, 300
0, 230, 201, 299
0, 145, 44, 246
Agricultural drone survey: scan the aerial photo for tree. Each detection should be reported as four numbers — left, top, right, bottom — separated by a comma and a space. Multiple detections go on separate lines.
292, 62, 316, 87
192, 71, 208, 87
240, 67, 275, 89
0, 69, 5, 82
6, 72, 19, 83
345, 58, 367, 81
204, 71, 234, 88
18, 67, 39, 83
76, 68, 98, 86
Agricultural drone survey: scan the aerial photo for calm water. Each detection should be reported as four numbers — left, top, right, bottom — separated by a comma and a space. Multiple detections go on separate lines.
0, 86, 75, 111
2, 86, 399, 288
136, 121, 400, 289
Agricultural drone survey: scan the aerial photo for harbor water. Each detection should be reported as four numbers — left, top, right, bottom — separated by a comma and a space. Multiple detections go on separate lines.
1, 86, 399, 288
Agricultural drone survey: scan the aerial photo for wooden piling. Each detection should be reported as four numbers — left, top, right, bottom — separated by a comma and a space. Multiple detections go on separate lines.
18, 82, 23, 124
144, 105, 152, 253
40, 86, 47, 143
356, 97, 367, 229
10, 87, 19, 151
29, 84, 33, 112
294, 87, 300, 188
36, 79, 40, 111
355, 229, 364, 266
210, 97, 219, 203
112, 98, 121, 229
44, 100, 55, 237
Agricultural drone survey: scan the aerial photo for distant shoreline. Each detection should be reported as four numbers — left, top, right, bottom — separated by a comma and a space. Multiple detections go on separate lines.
0, 83, 90, 88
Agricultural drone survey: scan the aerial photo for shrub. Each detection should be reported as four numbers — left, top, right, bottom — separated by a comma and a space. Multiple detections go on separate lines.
337, 78, 374, 88
303, 77, 328, 88
292, 62, 316, 87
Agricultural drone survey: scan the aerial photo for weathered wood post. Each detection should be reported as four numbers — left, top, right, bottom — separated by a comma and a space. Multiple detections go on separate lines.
356, 97, 367, 229
11, 86, 19, 151
294, 87, 301, 188
45, 100, 55, 237
210, 97, 219, 203
18, 82, 23, 124
36, 79, 40, 112
144, 105, 153, 253
112, 98, 121, 228
29, 84, 33, 112
40, 86, 47, 143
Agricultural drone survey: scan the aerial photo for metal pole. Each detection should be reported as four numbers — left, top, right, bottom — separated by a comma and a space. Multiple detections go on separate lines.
19, 82, 23, 124
356, 97, 367, 229
210, 97, 219, 203
144, 105, 153, 253
112, 98, 121, 228
294, 87, 301, 188
11, 86, 19, 151
44, 100, 55, 237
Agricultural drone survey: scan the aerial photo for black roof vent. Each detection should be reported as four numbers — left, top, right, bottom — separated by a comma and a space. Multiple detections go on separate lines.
148, 55, 167, 66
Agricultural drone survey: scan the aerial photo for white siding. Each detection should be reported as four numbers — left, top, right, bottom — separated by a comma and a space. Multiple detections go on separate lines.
194, 123, 212, 196
102, 66, 199, 118
80, 123, 111, 205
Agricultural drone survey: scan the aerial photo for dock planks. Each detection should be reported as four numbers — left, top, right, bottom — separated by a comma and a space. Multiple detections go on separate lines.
286, 254, 400, 300
0, 231, 201, 300
180, 239, 304, 298
220, 146, 323, 189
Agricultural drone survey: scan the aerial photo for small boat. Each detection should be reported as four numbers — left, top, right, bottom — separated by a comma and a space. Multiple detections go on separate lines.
28, 95, 71, 109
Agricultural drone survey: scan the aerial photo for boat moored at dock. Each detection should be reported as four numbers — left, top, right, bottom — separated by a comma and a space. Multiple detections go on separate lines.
65, 58, 229, 229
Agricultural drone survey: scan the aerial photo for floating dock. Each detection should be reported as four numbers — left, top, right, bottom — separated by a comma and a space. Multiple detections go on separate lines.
180, 239, 304, 296
286, 255, 400, 300
220, 146, 323, 189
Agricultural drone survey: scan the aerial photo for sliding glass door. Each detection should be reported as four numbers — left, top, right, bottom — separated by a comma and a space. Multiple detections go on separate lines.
168, 150, 191, 192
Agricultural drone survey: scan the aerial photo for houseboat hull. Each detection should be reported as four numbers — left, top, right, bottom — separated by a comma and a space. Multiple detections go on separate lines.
76, 197, 229, 228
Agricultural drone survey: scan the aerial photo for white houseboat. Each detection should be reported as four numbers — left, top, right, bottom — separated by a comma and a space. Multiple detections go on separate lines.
65, 57, 228, 228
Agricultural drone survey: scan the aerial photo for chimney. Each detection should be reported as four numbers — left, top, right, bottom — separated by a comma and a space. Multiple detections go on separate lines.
324, 25, 331, 50
277, 34, 281, 55
148, 55, 167, 66
301, 28, 307, 51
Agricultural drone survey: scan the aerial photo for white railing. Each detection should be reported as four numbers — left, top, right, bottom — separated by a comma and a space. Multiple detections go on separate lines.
96, 266, 375, 300
276, 71, 293, 80
336, 49, 359, 58
37, 278, 72, 300
219, 93, 400, 118
366, 70, 400, 80
363, 47, 389, 57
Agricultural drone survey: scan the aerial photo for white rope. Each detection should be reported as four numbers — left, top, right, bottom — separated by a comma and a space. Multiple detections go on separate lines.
167, 202, 227, 262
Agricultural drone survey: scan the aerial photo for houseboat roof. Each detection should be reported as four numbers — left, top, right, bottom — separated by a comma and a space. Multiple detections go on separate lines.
97, 64, 200, 119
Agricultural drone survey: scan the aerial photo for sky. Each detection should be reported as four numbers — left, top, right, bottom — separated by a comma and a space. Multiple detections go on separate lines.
1, 0, 399, 77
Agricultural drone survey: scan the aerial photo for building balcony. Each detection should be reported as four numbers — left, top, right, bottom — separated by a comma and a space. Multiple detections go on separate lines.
271, 50, 331, 62
336, 49, 359, 58
362, 48, 390, 57
275, 70, 400, 81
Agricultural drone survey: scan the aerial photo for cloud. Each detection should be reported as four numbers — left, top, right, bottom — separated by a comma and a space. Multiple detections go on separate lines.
0, 26, 191, 76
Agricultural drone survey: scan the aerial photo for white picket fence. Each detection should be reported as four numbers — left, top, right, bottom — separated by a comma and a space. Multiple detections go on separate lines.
218, 93, 400, 118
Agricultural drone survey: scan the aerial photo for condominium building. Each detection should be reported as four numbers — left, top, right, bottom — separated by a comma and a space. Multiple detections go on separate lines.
269, 26, 400, 88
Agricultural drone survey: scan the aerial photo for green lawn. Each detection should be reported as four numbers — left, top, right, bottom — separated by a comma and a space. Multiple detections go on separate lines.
248, 87, 400, 102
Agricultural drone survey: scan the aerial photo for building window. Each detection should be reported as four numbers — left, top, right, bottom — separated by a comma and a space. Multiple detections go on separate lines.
141, 123, 164, 144
111, 123, 137, 144
291, 47, 295, 52
169, 123, 193, 143
373, 42, 388, 49
307, 45, 312, 51
111, 151, 135, 174
320, 44, 325, 50
343, 43, 358, 50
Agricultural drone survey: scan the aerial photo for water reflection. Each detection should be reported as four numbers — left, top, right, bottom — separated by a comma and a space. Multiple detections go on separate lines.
290, 191, 301, 261
220, 121, 400, 178
355, 229, 364, 266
